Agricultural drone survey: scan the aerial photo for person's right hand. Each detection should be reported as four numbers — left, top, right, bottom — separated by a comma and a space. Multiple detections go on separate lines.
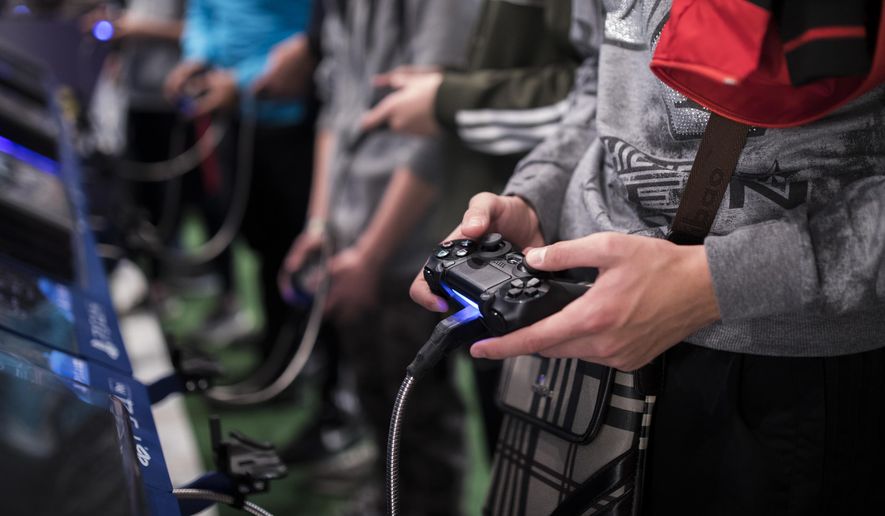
409, 193, 545, 312
164, 60, 207, 102
278, 228, 327, 302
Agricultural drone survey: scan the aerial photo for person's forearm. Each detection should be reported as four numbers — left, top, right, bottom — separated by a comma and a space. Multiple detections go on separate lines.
123, 18, 183, 41
306, 129, 335, 224
354, 168, 438, 266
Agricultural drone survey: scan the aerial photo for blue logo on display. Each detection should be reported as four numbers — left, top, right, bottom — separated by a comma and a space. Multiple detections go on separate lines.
37, 278, 75, 322
92, 20, 115, 42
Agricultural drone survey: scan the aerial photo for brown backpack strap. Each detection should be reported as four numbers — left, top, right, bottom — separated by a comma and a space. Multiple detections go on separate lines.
667, 113, 752, 245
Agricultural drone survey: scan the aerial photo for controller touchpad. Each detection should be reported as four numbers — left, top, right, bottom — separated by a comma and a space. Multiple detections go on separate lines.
447, 261, 510, 298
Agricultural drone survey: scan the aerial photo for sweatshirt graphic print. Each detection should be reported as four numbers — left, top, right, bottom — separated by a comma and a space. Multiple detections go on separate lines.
505, 0, 885, 356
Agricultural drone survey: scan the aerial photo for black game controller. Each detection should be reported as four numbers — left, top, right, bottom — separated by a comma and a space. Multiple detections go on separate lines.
423, 233, 591, 336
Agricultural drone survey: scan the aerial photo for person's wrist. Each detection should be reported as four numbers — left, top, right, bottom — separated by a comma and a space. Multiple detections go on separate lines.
305, 217, 327, 236
682, 244, 721, 326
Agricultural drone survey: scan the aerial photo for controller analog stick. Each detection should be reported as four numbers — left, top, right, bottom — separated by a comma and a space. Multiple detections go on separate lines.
480, 233, 504, 252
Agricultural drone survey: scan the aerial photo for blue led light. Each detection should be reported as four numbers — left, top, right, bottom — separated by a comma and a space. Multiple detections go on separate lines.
92, 20, 115, 42
12, 5, 30, 15
451, 305, 482, 324
442, 283, 480, 312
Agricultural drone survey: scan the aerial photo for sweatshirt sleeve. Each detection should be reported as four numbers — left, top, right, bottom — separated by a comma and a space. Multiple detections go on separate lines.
502, 56, 600, 242
181, 0, 214, 63
705, 175, 885, 321
435, 64, 577, 155
397, 0, 480, 186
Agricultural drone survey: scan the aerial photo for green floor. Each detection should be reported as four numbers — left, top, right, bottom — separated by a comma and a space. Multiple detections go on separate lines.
162, 241, 490, 515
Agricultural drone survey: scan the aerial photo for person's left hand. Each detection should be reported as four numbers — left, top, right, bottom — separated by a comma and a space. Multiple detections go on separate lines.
193, 69, 239, 116
360, 68, 443, 135
469, 232, 722, 371
325, 246, 381, 322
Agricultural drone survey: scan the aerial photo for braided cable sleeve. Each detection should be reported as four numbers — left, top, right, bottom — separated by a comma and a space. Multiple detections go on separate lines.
386, 374, 416, 516
172, 488, 273, 516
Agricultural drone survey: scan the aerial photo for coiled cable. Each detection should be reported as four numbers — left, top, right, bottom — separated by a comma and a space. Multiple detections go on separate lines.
202, 239, 331, 405
134, 107, 255, 268
113, 118, 229, 182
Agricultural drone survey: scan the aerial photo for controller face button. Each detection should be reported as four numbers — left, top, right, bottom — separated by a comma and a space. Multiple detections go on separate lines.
526, 277, 541, 288
506, 288, 522, 298
510, 279, 525, 289
459, 240, 472, 248
455, 248, 470, 257
524, 287, 539, 297
436, 250, 451, 258
441, 241, 454, 248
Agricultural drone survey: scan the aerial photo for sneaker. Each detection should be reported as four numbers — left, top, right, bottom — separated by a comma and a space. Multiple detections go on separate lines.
194, 296, 260, 350
109, 259, 149, 315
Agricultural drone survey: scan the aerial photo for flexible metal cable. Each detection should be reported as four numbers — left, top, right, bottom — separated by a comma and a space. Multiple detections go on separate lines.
137, 110, 255, 267
203, 239, 332, 404
201, 125, 368, 403
386, 374, 416, 516
172, 488, 273, 516
113, 120, 229, 182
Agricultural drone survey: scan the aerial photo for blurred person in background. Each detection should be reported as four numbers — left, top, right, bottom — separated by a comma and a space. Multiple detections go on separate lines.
279, 0, 480, 513
164, 0, 316, 359
361, 0, 584, 454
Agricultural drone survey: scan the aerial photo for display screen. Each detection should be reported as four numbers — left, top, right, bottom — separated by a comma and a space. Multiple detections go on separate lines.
0, 263, 77, 353
0, 350, 148, 516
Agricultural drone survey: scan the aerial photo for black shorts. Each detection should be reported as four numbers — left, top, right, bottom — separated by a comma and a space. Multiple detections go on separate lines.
647, 343, 885, 516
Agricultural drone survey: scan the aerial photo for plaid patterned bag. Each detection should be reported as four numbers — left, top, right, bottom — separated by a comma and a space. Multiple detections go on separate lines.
485, 356, 659, 516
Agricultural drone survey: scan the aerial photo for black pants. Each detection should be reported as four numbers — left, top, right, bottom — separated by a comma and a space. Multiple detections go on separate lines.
233, 121, 314, 355
647, 344, 885, 516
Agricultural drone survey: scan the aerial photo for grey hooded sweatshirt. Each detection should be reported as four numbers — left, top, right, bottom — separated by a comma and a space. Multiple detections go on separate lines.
505, 0, 885, 357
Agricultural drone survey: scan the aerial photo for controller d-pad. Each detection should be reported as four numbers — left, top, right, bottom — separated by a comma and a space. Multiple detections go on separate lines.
524, 287, 539, 298
526, 277, 541, 288
510, 279, 524, 289
506, 288, 522, 299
